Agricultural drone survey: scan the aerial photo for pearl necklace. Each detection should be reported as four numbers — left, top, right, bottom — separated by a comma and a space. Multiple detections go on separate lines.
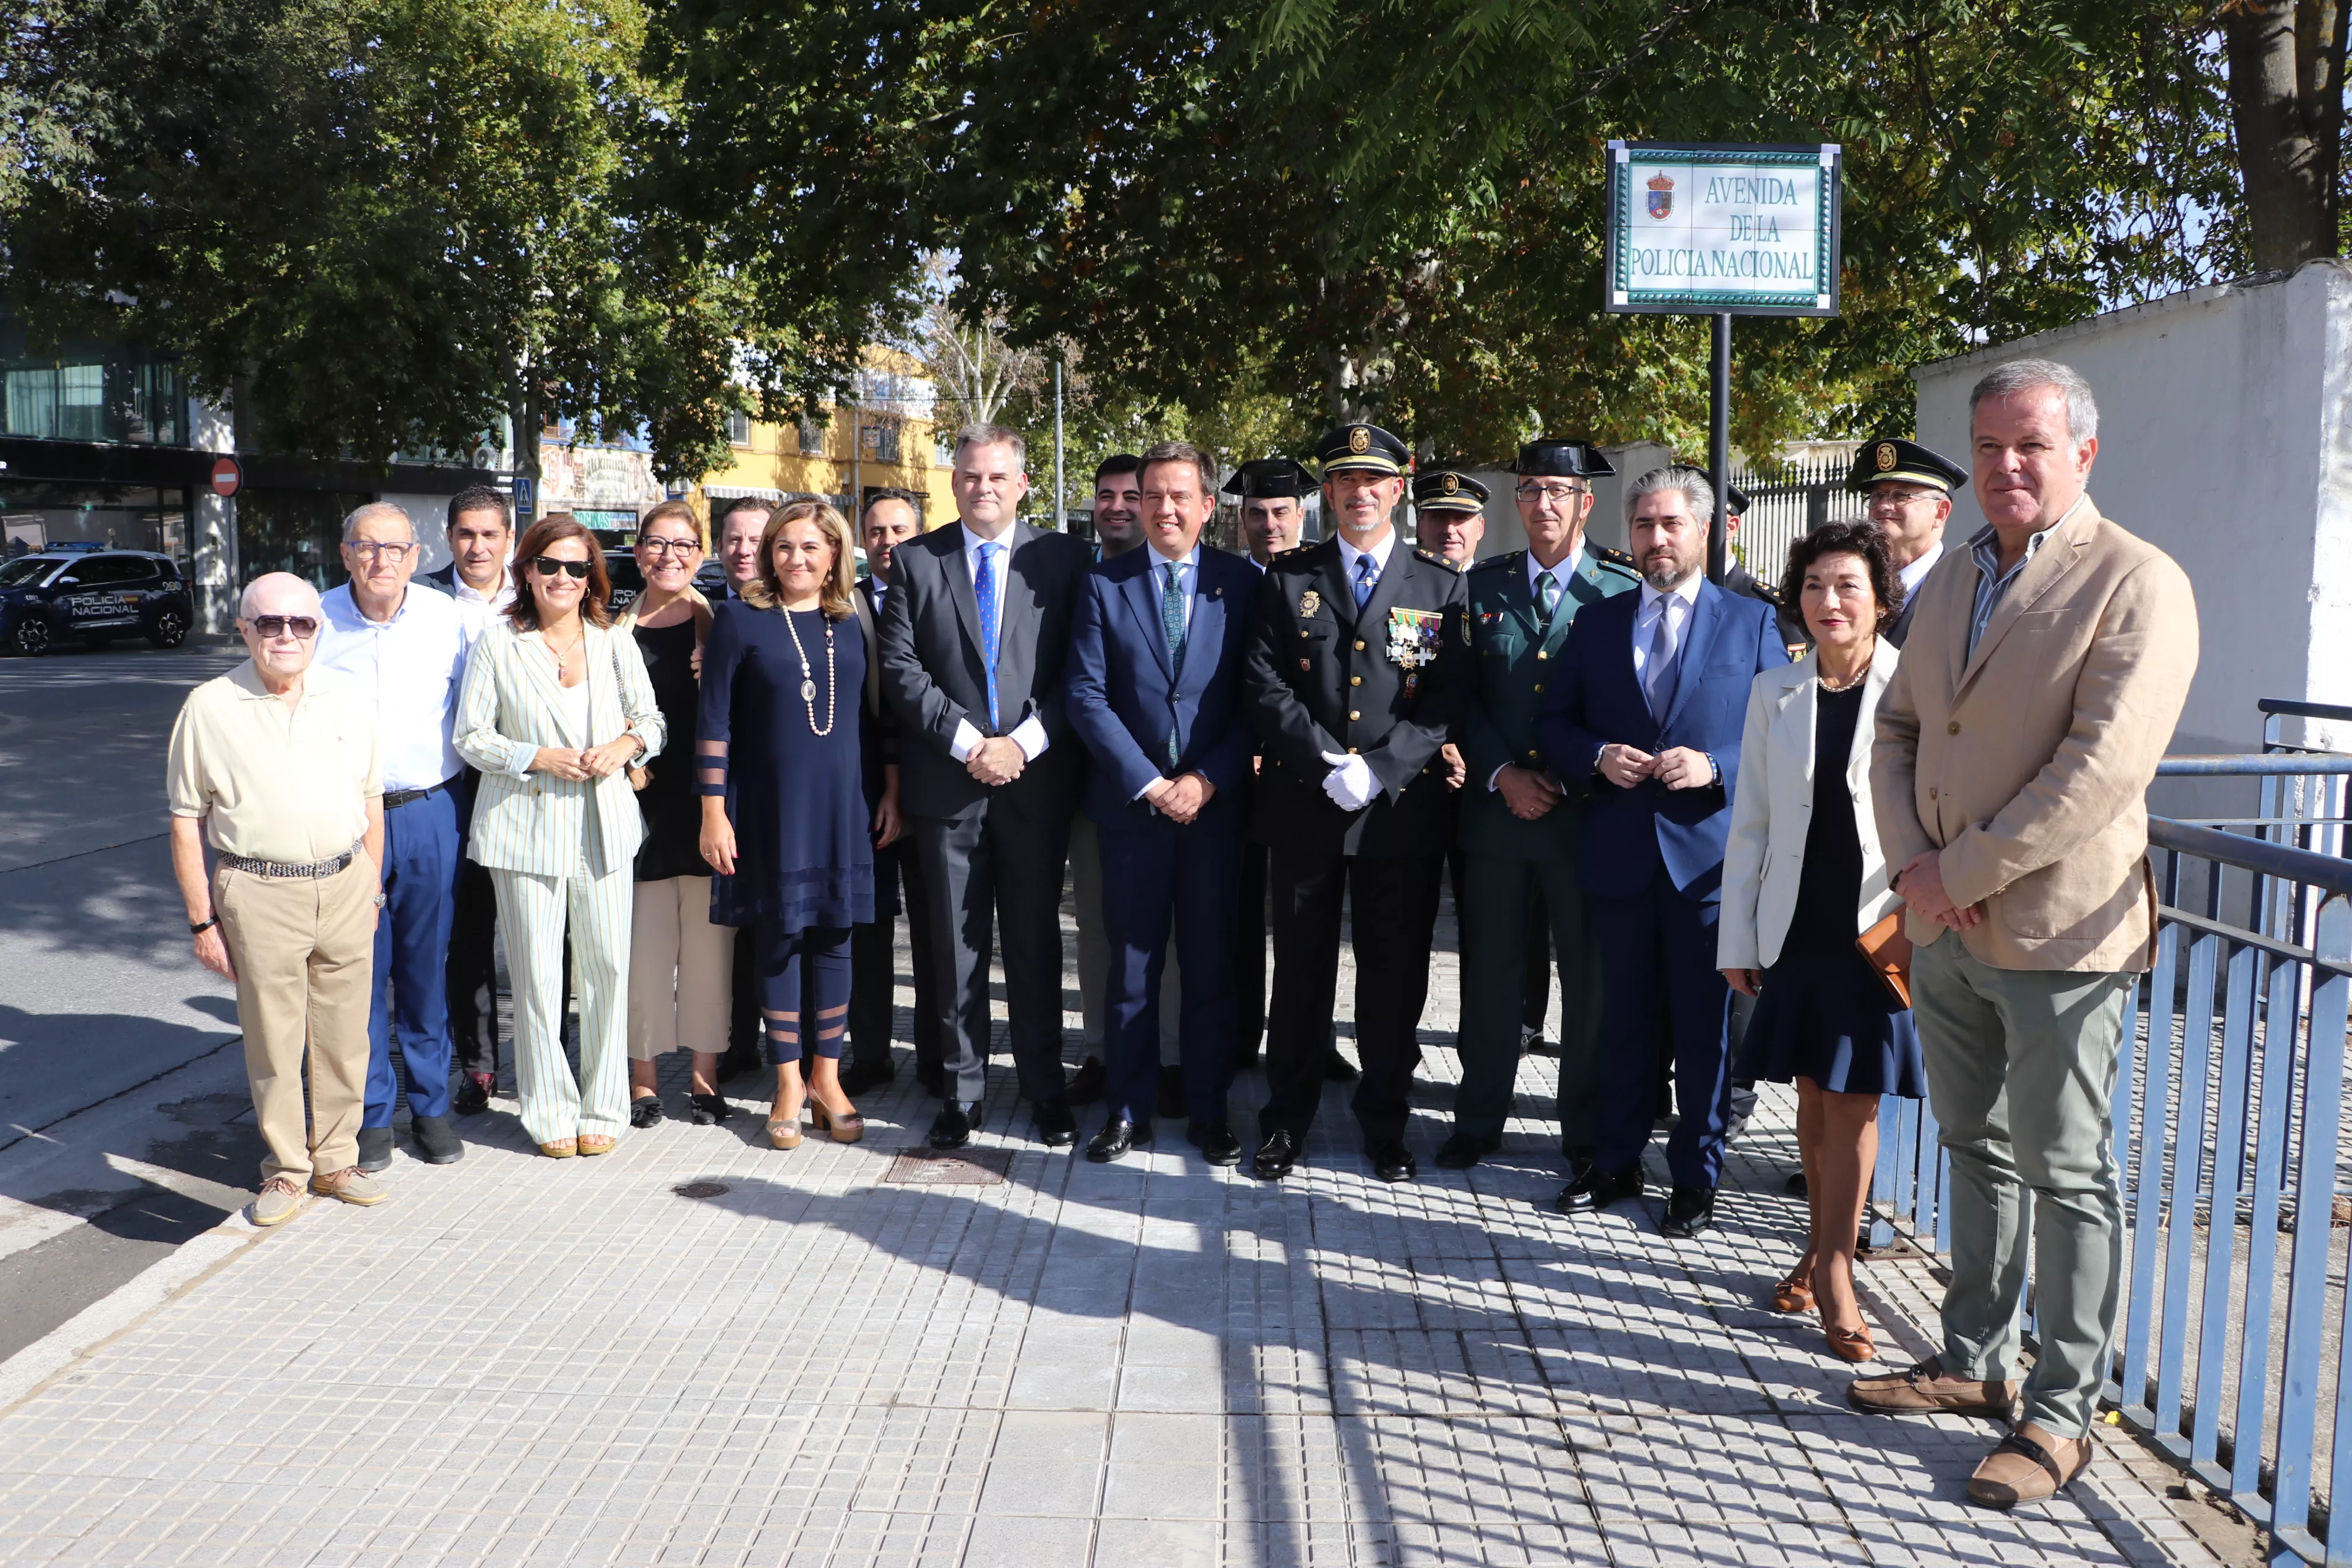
782, 607, 837, 736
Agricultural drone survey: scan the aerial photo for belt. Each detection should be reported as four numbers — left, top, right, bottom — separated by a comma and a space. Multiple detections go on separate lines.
218, 845, 360, 880
383, 775, 460, 811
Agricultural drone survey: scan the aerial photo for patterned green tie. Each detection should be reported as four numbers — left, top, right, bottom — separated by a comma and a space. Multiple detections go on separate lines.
1161, 562, 1187, 766
1536, 569, 1562, 628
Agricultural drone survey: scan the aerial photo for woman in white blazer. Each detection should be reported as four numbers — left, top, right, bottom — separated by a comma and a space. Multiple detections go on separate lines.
1717, 519, 1923, 1365
456, 514, 665, 1158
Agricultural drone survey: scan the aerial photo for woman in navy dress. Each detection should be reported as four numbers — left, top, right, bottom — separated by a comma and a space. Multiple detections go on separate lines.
698, 500, 899, 1148
1718, 519, 1923, 1364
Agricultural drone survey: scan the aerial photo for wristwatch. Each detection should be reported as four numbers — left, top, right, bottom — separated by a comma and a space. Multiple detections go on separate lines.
190, 915, 218, 936
372, 892, 388, 909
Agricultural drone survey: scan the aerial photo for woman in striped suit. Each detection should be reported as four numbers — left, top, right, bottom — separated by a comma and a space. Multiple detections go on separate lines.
456, 513, 666, 1157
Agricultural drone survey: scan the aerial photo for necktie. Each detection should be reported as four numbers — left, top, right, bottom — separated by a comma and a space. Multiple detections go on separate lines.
1536, 570, 1562, 628
1161, 562, 1188, 766
974, 541, 1001, 729
1644, 597, 1681, 723
1353, 553, 1377, 608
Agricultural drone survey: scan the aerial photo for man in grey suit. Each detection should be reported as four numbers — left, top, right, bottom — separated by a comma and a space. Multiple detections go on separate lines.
877, 424, 1090, 1150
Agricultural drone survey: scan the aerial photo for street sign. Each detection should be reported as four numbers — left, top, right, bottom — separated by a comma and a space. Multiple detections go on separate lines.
208, 457, 241, 498
1603, 141, 1843, 318
511, 475, 536, 520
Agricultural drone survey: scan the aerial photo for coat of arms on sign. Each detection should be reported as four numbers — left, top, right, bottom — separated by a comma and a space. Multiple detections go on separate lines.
1647, 172, 1674, 220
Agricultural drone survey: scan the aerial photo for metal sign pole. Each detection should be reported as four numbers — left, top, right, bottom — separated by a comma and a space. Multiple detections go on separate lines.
1053, 358, 1066, 531
1709, 313, 1730, 584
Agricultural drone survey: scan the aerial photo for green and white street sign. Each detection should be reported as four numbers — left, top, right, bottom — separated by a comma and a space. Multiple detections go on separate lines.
1603, 141, 1843, 318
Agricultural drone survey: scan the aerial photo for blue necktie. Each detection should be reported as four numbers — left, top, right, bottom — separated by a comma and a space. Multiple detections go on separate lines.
1645, 599, 1681, 723
974, 541, 1001, 729
1161, 562, 1188, 766
1353, 553, 1377, 608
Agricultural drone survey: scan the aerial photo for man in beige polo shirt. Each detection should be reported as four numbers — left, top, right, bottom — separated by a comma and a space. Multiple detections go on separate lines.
168, 571, 392, 1227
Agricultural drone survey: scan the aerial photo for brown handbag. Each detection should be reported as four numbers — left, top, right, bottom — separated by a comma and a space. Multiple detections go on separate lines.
1855, 911, 1915, 1009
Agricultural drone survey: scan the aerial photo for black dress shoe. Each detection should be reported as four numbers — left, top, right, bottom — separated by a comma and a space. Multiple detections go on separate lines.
1433, 1132, 1500, 1170
1187, 1121, 1243, 1166
1085, 1118, 1151, 1162
1252, 1129, 1299, 1181
914, 1061, 947, 1098
1034, 1098, 1079, 1147
839, 1057, 896, 1096
1785, 1170, 1809, 1197
452, 1073, 492, 1116
1321, 1048, 1358, 1082
629, 1093, 664, 1130
689, 1092, 734, 1126
1367, 1140, 1416, 1183
1555, 1165, 1644, 1214
1065, 1057, 1107, 1105
929, 1100, 983, 1150
1660, 1184, 1717, 1239
411, 1115, 463, 1164
357, 1125, 394, 1173
1156, 1064, 1187, 1119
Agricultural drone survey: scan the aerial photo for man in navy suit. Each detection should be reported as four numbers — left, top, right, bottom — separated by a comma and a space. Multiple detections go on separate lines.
1066, 440, 1258, 1164
1535, 466, 1789, 1238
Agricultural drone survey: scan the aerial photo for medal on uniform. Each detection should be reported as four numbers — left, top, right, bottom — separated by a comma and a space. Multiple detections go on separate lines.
1387, 607, 1442, 698
1298, 589, 1321, 617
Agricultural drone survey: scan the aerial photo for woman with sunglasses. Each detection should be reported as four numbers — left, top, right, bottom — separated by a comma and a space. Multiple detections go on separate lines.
699, 500, 899, 1149
456, 513, 665, 1158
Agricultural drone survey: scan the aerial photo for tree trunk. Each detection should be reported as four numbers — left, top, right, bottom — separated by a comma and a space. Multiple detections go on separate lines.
2225, 0, 2347, 270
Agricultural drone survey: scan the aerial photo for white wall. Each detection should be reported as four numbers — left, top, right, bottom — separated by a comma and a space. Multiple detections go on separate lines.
1912, 260, 2352, 760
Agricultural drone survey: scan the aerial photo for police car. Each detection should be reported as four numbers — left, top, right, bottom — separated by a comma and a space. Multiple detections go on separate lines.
0, 550, 195, 655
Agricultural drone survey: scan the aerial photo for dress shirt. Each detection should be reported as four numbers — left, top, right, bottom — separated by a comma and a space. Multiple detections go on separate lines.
1146, 541, 1201, 631
1526, 540, 1586, 606
1628, 572, 1715, 782
947, 521, 1051, 764
167, 662, 382, 863
315, 582, 472, 790
1335, 528, 1397, 600
1896, 538, 1944, 599
445, 566, 515, 639
1965, 494, 2082, 659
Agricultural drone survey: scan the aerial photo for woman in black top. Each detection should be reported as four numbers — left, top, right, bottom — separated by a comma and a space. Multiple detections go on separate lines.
1718, 520, 1923, 1364
622, 502, 731, 1126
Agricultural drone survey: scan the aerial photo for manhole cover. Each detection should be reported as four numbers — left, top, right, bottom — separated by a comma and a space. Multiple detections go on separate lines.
883, 1147, 1013, 1185
672, 1181, 730, 1200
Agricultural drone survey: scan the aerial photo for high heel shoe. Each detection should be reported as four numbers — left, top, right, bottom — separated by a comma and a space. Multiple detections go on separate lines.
809, 1098, 864, 1144
576, 1134, 615, 1157
1824, 1321, 1877, 1363
1770, 1276, 1815, 1314
766, 1103, 804, 1149
539, 1138, 578, 1159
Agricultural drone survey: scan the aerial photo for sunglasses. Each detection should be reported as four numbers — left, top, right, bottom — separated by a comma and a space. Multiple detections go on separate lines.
248, 615, 319, 639
530, 556, 593, 579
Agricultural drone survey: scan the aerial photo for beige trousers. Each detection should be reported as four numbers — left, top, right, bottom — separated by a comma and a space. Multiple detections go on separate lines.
214, 858, 375, 1182
628, 875, 733, 1060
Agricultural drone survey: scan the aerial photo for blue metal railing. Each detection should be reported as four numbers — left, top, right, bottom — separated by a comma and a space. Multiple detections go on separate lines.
1866, 752, 2352, 1563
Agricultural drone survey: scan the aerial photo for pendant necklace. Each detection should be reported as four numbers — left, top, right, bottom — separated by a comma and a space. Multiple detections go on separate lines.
782, 607, 837, 736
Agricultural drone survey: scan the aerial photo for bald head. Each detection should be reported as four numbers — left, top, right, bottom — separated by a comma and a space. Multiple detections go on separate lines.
240, 573, 321, 620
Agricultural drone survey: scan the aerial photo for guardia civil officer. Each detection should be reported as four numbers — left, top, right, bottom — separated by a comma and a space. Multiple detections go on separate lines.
1243, 423, 1471, 1184
1845, 437, 1968, 648
1437, 442, 1639, 1173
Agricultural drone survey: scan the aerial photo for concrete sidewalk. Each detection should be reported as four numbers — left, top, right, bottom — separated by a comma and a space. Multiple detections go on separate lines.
0, 946, 2228, 1566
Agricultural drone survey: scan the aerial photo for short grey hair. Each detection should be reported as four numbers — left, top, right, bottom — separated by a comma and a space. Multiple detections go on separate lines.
341, 501, 416, 543
1969, 357, 2099, 446
953, 423, 1027, 469
1622, 466, 1715, 527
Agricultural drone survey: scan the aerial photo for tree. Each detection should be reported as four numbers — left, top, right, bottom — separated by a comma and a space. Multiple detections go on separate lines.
2222, 0, 2348, 270
914, 259, 1042, 431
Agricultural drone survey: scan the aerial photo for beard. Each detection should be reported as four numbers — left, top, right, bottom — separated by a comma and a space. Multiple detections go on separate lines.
1642, 556, 1696, 591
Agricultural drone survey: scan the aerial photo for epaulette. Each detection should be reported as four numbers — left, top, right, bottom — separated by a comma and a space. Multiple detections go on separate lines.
1268, 543, 1319, 566
1414, 547, 1465, 573
1593, 545, 1638, 572
1466, 549, 1522, 573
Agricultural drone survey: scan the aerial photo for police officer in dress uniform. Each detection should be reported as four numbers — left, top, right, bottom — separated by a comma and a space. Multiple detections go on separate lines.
1244, 423, 1471, 1183
1436, 442, 1640, 1172
1845, 437, 1968, 649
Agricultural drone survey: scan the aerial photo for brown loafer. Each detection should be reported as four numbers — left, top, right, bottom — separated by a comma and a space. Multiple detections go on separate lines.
1770, 1276, 1815, 1314
1966, 1423, 2090, 1508
1847, 1358, 2015, 1417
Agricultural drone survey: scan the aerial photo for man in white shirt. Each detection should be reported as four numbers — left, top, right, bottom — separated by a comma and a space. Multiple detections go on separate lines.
316, 502, 475, 1171
1845, 437, 1968, 648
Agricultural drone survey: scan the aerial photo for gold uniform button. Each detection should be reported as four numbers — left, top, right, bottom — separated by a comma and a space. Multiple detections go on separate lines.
1348, 709, 1361, 720
1948, 721, 1961, 735
1300, 629, 1311, 639
1535, 650, 1549, 661
1350, 675, 1361, 687
1527, 749, 1540, 760
1928, 787, 1938, 799
1532, 682, 1544, 694
1354, 639, 1366, 651
1347, 746, 1359, 754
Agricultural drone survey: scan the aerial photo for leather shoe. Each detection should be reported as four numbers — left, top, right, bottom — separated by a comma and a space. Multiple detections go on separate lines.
1966, 1423, 2090, 1508
1034, 1098, 1079, 1148
1066, 1057, 1106, 1105
1321, 1048, 1358, 1082
356, 1125, 394, 1174
1434, 1131, 1500, 1170
1555, 1165, 1642, 1214
914, 1061, 947, 1097
928, 1100, 983, 1150
1367, 1140, 1416, 1183
452, 1073, 492, 1116
1085, 1118, 1151, 1162
410, 1115, 463, 1165
1187, 1121, 1243, 1166
1156, 1064, 1187, 1119
1660, 1184, 1717, 1239
1252, 1129, 1299, 1180
839, 1056, 895, 1096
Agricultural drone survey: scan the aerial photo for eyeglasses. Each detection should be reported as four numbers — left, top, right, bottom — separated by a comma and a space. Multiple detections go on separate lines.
1513, 484, 1589, 504
638, 536, 700, 557
347, 541, 417, 562
530, 557, 593, 579
1867, 487, 1938, 508
247, 615, 319, 639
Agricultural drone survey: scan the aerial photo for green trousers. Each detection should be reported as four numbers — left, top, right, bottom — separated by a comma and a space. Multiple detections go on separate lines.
1912, 930, 2133, 1438
1455, 854, 1599, 1146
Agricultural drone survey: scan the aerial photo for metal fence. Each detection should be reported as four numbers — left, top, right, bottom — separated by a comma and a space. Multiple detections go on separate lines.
1724, 456, 1848, 585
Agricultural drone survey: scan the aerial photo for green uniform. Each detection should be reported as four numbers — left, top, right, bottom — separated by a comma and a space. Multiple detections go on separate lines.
1452, 540, 1640, 1147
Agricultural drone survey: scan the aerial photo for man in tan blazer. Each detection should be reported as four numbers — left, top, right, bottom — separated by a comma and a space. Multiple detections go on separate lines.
1853, 358, 2196, 1509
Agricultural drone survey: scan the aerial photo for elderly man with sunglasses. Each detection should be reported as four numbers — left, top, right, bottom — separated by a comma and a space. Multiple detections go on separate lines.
315, 502, 476, 1171
169, 572, 390, 1227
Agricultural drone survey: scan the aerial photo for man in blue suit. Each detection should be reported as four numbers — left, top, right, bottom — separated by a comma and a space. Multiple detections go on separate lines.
1066, 440, 1259, 1164
1534, 466, 1789, 1239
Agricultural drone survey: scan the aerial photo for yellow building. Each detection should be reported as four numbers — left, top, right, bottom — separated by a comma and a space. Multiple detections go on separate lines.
694, 348, 960, 532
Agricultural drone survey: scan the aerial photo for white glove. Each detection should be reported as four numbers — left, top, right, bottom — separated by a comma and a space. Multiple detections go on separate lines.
1319, 750, 1377, 811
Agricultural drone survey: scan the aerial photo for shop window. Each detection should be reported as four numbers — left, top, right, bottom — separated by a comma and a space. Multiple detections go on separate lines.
238, 489, 369, 590
0, 316, 185, 446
